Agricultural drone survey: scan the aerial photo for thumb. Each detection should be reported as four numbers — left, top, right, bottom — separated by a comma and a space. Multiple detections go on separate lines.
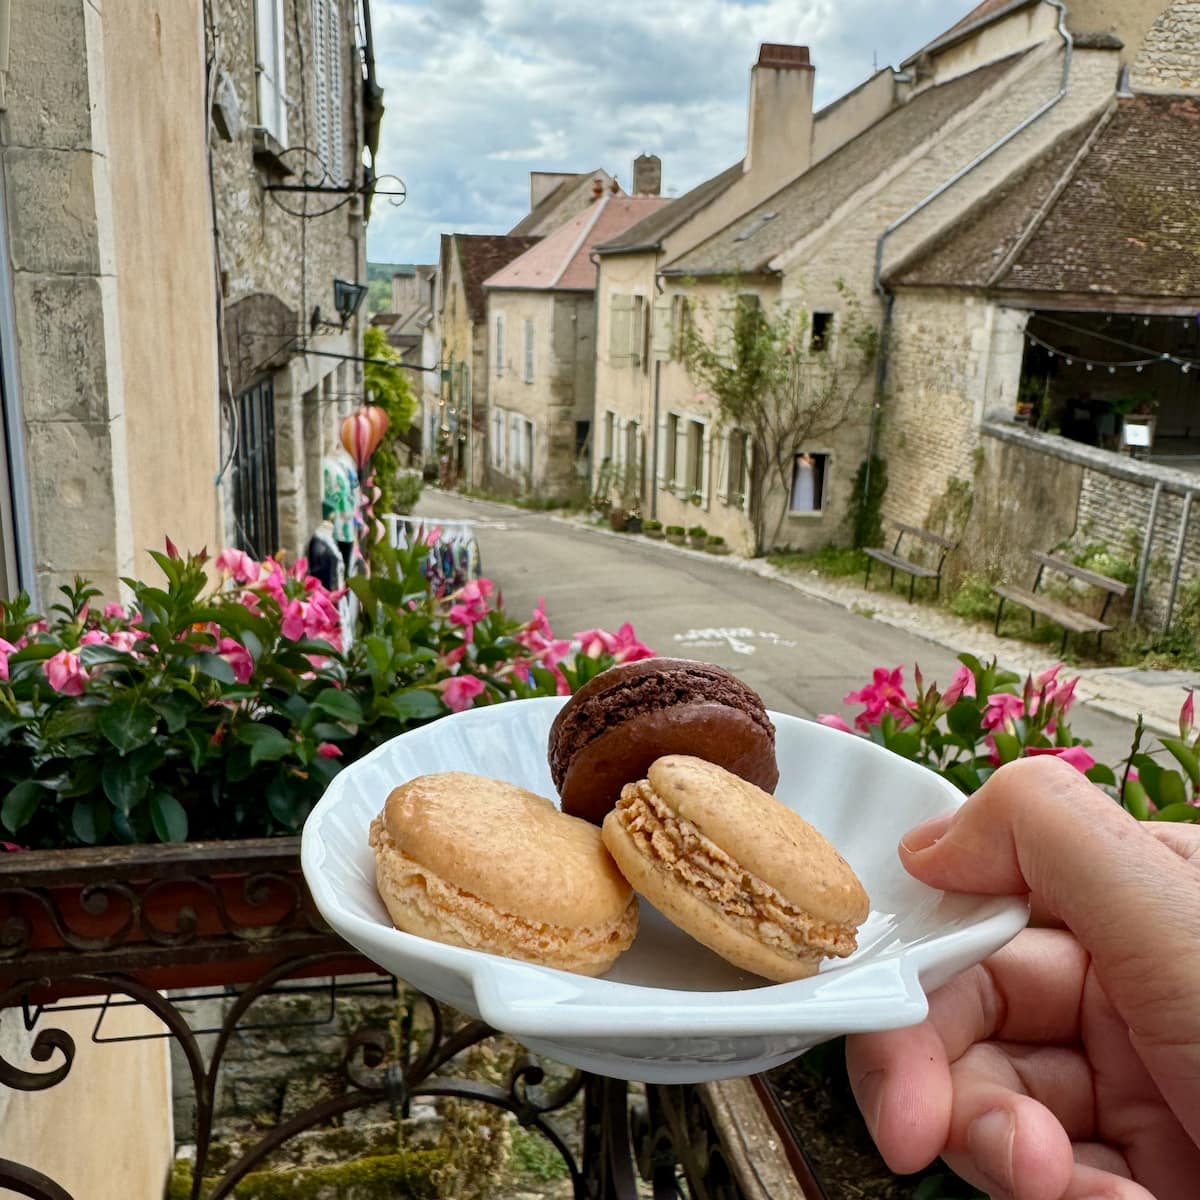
901, 756, 1200, 1145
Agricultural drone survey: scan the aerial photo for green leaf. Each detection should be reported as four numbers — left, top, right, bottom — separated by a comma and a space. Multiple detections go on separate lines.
9, 642, 59, 663
945, 703, 980, 740
267, 774, 307, 830
99, 701, 158, 754
1122, 778, 1150, 820
1131, 756, 1164, 805
1085, 763, 1117, 787
186, 652, 237, 684
311, 688, 364, 724
1159, 738, 1200, 788
77, 643, 134, 666
234, 722, 294, 765
372, 577, 409, 608
1158, 768, 1188, 810
990, 732, 1022, 765
945, 762, 983, 795
59, 760, 101, 799
102, 757, 149, 815
152, 692, 196, 734
42, 705, 102, 743
348, 576, 376, 609
241, 628, 264, 663
311, 721, 350, 741
385, 689, 443, 721
1151, 802, 1200, 823
884, 730, 921, 760
149, 792, 188, 842
364, 634, 393, 681
71, 799, 111, 845
2, 780, 45, 833
184, 727, 212, 773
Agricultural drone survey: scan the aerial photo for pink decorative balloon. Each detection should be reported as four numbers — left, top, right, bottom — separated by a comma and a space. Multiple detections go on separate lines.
340, 405, 388, 469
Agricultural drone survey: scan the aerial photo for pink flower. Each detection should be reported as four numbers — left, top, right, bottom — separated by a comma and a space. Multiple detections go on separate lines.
215, 548, 262, 585
217, 637, 254, 684
103, 602, 125, 621
79, 629, 107, 646
844, 667, 913, 732
575, 628, 618, 659
281, 599, 305, 641
608, 622, 656, 664
0, 637, 15, 683
438, 675, 486, 713
526, 598, 552, 639
448, 578, 495, 630
1024, 744, 1096, 774
108, 630, 143, 655
442, 644, 467, 668
45, 649, 89, 696
316, 742, 343, 759
1182, 690, 1195, 740
981, 692, 1024, 732
551, 665, 571, 696
941, 664, 977, 705
817, 713, 856, 735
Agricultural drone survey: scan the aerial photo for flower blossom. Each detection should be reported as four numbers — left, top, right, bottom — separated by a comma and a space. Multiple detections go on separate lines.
0, 637, 15, 683
982, 692, 1024, 732
575, 628, 617, 659
941, 664, 977, 705
448, 578, 496, 631
102, 602, 125, 621
215, 548, 262, 585
1024, 744, 1096, 774
438, 674, 486, 713
817, 713, 856, 735
1181, 690, 1195, 740
217, 637, 254, 684
844, 667, 912, 732
607, 622, 656, 664
316, 742, 343, 759
45, 649, 89, 696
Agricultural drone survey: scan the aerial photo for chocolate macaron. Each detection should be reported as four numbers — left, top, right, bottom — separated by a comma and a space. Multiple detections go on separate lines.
370, 772, 638, 976
602, 756, 869, 982
548, 657, 778, 825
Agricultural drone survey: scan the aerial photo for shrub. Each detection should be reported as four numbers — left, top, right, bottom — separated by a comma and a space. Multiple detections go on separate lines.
391, 469, 424, 515
665, 525, 685, 537
948, 572, 999, 622
642, 519, 662, 533
687, 525, 708, 539
706, 535, 726, 546
848, 456, 887, 549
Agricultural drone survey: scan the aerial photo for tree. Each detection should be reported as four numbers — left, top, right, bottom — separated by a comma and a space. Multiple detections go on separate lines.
682, 281, 877, 552
363, 325, 418, 514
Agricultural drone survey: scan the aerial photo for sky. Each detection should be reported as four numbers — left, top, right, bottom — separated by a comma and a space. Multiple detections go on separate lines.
365, 0, 974, 266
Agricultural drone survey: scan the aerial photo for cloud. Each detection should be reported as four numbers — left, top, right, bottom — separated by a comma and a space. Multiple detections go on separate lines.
366, 0, 972, 263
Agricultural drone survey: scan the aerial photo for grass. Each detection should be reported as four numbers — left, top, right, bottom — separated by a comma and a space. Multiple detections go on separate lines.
768, 545, 869, 578
507, 1127, 570, 1182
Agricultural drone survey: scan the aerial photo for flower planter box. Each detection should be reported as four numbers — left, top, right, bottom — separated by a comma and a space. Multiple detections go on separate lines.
688, 536, 708, 550
666, 534, 687, 546
644, 529, 665, 540
0, 838, 378, 1003
608, 510, 629, 532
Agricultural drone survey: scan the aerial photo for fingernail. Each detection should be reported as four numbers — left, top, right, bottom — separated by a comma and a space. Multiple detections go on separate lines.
854, 1067, 886, 1133
967, 1108, 1015, 1198
900, 812, 953, 854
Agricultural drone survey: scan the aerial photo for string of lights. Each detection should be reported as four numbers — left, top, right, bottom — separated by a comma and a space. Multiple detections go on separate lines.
1024, 329, 1197, 375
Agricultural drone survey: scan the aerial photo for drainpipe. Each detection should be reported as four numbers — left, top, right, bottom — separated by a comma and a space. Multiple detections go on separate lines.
1132, 481, 1162, 625
1164, 490, 1194, 630
864, 0, 1074, 499
0, 170, 36, 602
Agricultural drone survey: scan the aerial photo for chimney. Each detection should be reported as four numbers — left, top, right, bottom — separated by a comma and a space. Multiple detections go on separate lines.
744, 44, 815, 192
592, 177, 605, 199
633, 153, 662, 196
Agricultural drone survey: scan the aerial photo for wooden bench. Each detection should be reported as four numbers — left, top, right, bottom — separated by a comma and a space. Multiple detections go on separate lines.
993, 551, 1128, 655
864, 522, 957, 603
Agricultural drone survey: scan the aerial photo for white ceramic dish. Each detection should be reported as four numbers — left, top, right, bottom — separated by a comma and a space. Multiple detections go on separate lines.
301, 697, 1028, 1083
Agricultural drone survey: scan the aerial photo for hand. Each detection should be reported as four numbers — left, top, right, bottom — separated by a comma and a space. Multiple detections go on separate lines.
846, 757, 1200, 1200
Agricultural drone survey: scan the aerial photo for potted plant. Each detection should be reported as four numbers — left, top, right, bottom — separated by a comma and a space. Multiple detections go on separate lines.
642, 519, 664, 540
625, 511, 643, 534
608, 508, 629, 532
665, 525, 687, 546
687, 524, 708, 550
0, 539, 653, 997
705, 535, 729, 556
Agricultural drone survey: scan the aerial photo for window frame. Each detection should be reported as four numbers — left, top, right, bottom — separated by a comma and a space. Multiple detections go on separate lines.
724, 428, 751, 511
810, 311, 833, 354
254, 0, 289, 146
523, 318, 535, 384
494, 312, 504, 376
789, 450, 829, 515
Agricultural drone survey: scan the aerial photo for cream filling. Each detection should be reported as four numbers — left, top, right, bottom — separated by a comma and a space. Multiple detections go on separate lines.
615, 782, 858, 960
370, 817, 638, 968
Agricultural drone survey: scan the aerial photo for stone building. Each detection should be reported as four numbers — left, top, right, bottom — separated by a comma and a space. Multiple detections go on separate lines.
0, 0, 376, 606
593, 0, 1199, 620
483, 187, 669, 499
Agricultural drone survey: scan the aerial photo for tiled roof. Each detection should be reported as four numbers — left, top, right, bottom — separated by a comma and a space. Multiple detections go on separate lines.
665, 55, 1022, 278
596, 162, 744, 255
452, 234, 542, 321
508, 171, 607, 236
896, 95, 1200, 299
485, 195, 671, 292
910, 0, 1037, 60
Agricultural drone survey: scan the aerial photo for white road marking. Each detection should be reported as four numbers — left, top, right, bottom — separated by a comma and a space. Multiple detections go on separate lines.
672, 628, 797, 656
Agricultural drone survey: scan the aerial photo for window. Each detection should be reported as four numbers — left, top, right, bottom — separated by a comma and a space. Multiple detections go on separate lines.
523, 420, 534, 475
631, 296, 647, 368
312, 0, 344, 178
492, 409, 505, 468
663, 412, 679, 487
603, 410, 615, 461
624, 421, 640, 476
574, 420, 590, 458
231, 378, 279, 558
671, 295, 691, 360
726, 430, 750, 508
254, 0, 288, 145
685, 419, 705, 500
790, 452, 828, 513
811, 312, 833, 353
494, 313, 504, 376
523, 319, 535, 383
508, 415, 533, 475
609, 294, 647, 368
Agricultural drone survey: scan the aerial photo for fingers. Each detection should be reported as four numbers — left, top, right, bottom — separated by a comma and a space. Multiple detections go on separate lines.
1144, 820, 1200, 864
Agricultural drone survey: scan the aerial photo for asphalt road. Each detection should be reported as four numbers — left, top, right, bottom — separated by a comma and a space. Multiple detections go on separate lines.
413, 491, 1135, 765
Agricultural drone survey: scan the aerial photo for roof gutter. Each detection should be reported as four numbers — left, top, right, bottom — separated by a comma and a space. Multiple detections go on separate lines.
865, 0, 1073, 489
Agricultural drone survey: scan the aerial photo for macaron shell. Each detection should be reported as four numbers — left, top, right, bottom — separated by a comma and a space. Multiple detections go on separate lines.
557, 704, 779, 826
648, 756, 869, 926
381, 772, 632, 927
601, 810, 822, 983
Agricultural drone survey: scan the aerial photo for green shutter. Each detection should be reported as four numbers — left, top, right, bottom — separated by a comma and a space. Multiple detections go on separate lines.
609, 295, 633, 366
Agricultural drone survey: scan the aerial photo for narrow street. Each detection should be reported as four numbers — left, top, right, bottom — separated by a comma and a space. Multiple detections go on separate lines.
413, 491, 1138, 765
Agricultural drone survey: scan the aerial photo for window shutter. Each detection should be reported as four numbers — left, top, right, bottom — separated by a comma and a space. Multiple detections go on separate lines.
743, 437, 753, 511
313, 0, 328, 165
255, 0, 288, 144
631, 297, 646, 368
671, 295, 690, 360
494, 314, 504, 375
523, 319, 534, 383
327, 0, 344, 180
609, 295, 633, 366
655, 417, 667, 488
700, 425, 712, 510
651, 296, 672, 357
716, 433, 729, 504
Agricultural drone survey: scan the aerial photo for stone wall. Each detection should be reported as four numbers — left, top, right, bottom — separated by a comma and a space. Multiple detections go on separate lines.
970, 422, 1200, 625
1130, 0, 1200, 92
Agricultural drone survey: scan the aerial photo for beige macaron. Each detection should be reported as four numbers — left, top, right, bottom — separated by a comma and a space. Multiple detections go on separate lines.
370, 772, 638, 976
601, 755, 869, 982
